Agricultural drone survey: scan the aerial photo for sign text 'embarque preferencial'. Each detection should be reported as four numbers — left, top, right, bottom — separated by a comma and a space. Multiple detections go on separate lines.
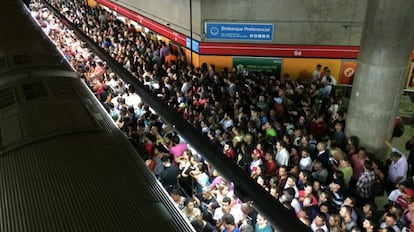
205, 22, 274, 41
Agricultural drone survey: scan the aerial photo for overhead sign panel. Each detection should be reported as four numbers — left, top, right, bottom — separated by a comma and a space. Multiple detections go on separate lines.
186, 37, 200, 53
205, 22, 274, 41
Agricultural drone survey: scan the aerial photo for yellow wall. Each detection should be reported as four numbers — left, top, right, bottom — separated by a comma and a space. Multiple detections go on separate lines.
86, 0, 97, 7
282, 58, 342, 82
182, 49, 201, 68
199, 56, 232, 72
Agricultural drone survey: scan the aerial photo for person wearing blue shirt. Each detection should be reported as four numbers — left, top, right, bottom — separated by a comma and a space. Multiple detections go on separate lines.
255, 214, 272, 232
222, 214, 240, 232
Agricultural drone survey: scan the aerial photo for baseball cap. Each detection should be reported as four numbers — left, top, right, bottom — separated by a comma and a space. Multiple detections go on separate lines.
253, 149, 263, 157
405, 188, 414, 198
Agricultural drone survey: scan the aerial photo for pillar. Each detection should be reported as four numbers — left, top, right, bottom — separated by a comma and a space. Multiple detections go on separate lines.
345, 0, 414, 159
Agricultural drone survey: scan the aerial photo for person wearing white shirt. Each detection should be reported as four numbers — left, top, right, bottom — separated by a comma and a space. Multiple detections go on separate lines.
299, 148, 313, 171
320, 69, 337, 86
220, 113, 234, 131
388, 149, 408, 184
387, 183, 405, 207
284, 175, 299, 199
106, 72, 118, 91
312, 64, 322, 83
125, 86, 142, 109
311, 213, 329, 232
181, 76, 192, 94
213, 196, 242, 228
385, 139, 408, 185
275, 140, 289, 167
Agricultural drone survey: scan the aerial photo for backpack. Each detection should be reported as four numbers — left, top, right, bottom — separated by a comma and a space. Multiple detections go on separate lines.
330, 84, 336, 99
372, 177, 385, 197
393, 117, 404, 138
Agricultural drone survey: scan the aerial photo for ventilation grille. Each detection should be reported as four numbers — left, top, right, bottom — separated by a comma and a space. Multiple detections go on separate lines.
0, 56, 8, 69
47, 79, 75, 97
22, 82, 48, 100
12, 54, 33, 65
0, 53, 61, 72
0, 126, 2, 150
0, 86, 16, 109
34, 53, 61, 65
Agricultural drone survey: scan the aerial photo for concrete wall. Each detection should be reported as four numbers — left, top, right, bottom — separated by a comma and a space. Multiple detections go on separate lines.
115, 0, 367, 45
115, 0, 201, 40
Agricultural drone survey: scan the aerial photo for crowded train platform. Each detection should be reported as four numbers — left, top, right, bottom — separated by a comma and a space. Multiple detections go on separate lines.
29, 0, 414, 231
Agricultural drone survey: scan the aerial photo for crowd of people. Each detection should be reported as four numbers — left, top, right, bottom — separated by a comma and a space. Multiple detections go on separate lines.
30, 0, 414, 231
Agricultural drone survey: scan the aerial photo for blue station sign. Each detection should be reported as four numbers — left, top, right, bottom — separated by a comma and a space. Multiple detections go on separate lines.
205, 22, 274, 41
185, 37, 200, 53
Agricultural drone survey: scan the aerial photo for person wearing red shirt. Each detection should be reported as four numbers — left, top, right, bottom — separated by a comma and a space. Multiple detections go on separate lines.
298, 184, 318, 206
309, 114, 326, 141
395, 188, 414, 210
263, 149, 278, 178
223, 141, 236, 162
406, 201, 414, 231
277, 165, 289, 191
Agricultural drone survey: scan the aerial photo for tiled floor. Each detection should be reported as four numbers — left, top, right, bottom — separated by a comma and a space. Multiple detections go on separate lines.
391, 92, 414, 154
340, 88, 414, 154
337, 89, 414, 209
374, 92, 414, 210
